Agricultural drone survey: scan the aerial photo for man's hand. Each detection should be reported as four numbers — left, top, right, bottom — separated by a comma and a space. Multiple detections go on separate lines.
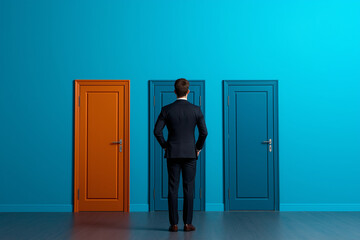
196, 149, 201, 157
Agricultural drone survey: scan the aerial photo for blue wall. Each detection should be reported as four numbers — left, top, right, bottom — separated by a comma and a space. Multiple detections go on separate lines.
0, 0, 359, 212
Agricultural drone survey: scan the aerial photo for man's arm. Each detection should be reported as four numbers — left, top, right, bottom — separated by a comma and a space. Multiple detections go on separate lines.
195, 107, 208, 151
153, 107, 167, 149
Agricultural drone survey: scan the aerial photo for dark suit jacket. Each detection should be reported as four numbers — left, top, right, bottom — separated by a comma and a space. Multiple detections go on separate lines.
153, 99, 208, 160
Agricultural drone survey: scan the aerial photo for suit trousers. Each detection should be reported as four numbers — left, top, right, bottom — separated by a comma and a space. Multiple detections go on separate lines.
166, 158, 197, 225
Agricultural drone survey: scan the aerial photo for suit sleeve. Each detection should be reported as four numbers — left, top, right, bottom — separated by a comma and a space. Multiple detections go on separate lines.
153, 107, 168, 149
195, 106, 208, 150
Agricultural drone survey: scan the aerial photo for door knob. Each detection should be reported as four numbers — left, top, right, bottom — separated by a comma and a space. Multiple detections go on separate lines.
112, 140, 122, 144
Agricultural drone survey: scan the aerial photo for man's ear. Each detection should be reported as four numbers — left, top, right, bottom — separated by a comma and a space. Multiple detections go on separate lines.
187, 89, 190, 94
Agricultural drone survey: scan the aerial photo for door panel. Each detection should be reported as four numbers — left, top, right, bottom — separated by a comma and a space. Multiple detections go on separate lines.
74, 80, 130, 212
86, 90, 122, 199
149, 81, 205, 211
224, 81, 278, 211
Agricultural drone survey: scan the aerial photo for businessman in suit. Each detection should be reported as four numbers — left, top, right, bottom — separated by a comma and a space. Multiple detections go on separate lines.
154, 78, 208, 232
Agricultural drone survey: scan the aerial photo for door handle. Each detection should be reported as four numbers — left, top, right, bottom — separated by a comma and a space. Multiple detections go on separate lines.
112, 139, 122, 152
261, 139, 272, 152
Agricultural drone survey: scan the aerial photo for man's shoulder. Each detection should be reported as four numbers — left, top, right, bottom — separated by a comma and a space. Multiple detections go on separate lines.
186, 102, 201, 111
162, 101, 176, 110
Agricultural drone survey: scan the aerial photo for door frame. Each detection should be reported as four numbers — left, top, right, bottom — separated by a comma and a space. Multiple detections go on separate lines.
73, 80, 130, 212
223, 80, 279, 211
148, 80, 206, 211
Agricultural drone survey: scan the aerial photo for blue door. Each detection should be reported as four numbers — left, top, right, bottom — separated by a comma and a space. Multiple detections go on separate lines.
223, 80, 279, 211
149, 80, 205, 211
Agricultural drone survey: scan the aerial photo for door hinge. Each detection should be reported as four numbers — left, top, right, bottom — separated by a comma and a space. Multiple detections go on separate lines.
227, 96, 229, 106
228, 189, 230, 199
77, 189, 79, 200
153, 96, 155, 107
200, 188, 201, 199
199, 96, 201, 106
153, 188, 155, 200
78, 96, 80, 107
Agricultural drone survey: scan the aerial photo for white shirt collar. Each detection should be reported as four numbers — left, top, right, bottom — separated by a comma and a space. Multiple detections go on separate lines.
177, 97, 187, 100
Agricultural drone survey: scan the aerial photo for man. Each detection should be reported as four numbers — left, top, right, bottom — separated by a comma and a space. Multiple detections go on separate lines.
154, 78, 208, 232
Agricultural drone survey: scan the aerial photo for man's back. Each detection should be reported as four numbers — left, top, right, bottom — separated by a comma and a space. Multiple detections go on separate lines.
154, 99, 208, 159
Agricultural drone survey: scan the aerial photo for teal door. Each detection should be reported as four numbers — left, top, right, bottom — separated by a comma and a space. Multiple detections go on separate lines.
149, 80, 205, 211
223, 80, 279, 211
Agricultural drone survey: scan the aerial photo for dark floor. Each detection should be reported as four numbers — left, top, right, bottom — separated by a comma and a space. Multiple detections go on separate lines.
1, 211, 360, 240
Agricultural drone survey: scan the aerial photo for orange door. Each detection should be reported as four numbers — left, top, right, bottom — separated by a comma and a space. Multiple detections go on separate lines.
74, 80, 129, 212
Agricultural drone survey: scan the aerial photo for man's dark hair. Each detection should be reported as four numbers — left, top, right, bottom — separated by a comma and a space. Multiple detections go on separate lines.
174, 78, 189, 97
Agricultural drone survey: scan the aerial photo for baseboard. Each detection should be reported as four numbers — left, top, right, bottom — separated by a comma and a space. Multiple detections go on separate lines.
206, 203, 224, 211
4, 203, 356, 212
280, 203, 360, 211
0, 204, 73, 212
130, 204, 149, 212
